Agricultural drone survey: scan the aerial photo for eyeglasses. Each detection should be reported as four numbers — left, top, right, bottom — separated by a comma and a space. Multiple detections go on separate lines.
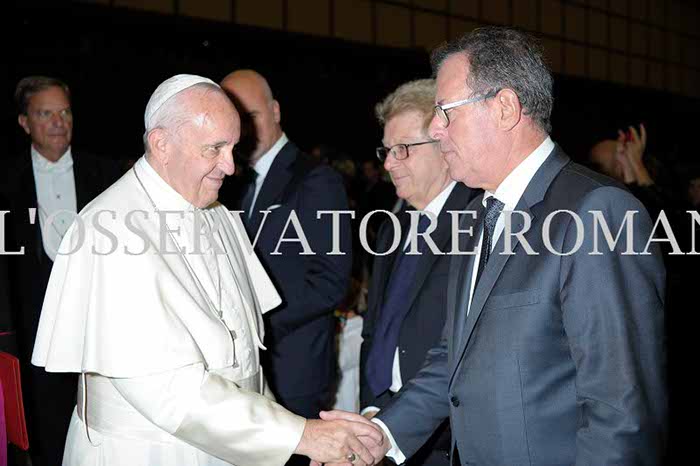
376, 140, 438, 162
433, 90, 500, 127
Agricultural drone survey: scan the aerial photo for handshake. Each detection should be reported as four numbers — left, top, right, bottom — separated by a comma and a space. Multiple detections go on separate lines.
295, 410, 390, 466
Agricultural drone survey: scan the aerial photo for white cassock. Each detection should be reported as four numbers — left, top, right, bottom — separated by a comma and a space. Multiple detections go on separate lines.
32, 156, 306, 466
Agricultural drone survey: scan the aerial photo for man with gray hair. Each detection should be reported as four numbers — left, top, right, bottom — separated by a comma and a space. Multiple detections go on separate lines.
31, 74, 383, 466
360, 78, 477, 466
325, 26, 667, 466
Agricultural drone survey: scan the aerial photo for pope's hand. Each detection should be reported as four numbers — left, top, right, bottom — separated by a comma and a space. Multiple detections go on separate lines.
319, 410, 390, 465
295, 411, 384, 465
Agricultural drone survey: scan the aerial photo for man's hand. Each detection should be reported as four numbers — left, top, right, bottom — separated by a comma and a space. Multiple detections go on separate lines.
295, 412, 385, 466
320, 410, 390, 464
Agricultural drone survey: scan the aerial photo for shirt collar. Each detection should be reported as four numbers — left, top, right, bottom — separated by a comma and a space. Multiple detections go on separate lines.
135, 155, 195, 213
253, 133, 288, 180
421, 181, 457, 218
31, 145, 73, 173
483, 136, 554, 210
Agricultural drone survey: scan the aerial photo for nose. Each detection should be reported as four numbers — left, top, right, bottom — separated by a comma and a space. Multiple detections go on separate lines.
428, 113, 446, 141
220, 148, 235, 176
50, 112, 65, 128
383, 152, 398, 171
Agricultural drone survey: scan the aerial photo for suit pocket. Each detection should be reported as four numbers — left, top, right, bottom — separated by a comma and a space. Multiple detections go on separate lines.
484, 289, 539, 311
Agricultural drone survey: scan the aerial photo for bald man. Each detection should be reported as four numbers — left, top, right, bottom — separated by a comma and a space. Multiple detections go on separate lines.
31, 75, 382, 466
220, 71, 352, 435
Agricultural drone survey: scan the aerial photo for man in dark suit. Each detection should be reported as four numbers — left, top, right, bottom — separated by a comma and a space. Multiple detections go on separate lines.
360, 79, 477, 466
1, 76, 121, 466
219, 71, 352, 435
324, 27, 667, 466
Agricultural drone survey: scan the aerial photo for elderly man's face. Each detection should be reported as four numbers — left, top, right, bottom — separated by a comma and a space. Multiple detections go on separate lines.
220, 76, 281, 165
166, 90, 239, 208
18, 86, 73, 161
383, 110, 447, 208
429, 54, 499, 190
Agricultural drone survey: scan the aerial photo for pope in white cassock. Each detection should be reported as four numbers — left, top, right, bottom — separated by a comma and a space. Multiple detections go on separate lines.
31, 75, 383, 466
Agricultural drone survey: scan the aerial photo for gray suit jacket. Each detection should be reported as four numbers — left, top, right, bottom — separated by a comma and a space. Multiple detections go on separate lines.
377, 146, 667, 466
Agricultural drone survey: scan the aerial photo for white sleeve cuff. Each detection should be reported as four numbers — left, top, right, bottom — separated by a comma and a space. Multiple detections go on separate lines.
371, 417, 406, 465
360, 406, 380, 416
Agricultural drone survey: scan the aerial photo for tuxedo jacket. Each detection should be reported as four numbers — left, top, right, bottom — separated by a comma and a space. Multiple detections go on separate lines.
0, 149, 121, 465
236, 141, 352, 400
378, 146, 667, 466
1, 150, 122, 363
360, 183, 477, 464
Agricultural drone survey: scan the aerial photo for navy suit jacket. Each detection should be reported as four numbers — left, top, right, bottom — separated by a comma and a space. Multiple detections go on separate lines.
378, 146, 667, 466
239, 141, 352, 399
360, 183, 477, 464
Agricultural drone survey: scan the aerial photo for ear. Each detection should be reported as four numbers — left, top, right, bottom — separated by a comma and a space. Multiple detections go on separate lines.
146, 128, 170, 165
272, 99, 281, 124
494, 89, 521, 132
18, 115, 30, 135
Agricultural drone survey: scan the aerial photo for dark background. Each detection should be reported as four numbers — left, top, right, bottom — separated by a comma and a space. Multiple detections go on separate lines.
4, 1, 698, 464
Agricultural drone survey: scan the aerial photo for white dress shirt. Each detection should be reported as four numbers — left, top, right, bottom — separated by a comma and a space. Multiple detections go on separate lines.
378, 137, 555, 464
465, 136, 554, 314
31, 145, 78, 261
249, 133, 288, 216
362, 181, 456, 416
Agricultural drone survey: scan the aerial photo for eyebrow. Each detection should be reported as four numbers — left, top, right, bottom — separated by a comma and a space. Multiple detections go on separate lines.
203, 141, 229, 150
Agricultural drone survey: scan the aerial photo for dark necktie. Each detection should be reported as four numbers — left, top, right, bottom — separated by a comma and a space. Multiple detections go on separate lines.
241, 171, 258, 223
366, 214, 431, 397
474, 197, 505, 289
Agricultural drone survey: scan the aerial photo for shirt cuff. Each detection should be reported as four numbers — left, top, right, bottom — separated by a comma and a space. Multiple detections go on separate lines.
360, 406, 380, 417
371, 418, 406, 465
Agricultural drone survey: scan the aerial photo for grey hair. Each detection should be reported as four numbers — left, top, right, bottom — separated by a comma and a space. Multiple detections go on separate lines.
143, 82, 222, 153
375, 79, 436, 133
431, 27, 553, 133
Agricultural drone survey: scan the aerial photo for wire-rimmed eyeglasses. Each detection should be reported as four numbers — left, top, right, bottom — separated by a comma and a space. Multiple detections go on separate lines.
376, 140, 438, 162
433, 89, 500, 127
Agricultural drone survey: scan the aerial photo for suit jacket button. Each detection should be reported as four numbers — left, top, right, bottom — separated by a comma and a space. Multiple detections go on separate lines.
450, 396, 460, 407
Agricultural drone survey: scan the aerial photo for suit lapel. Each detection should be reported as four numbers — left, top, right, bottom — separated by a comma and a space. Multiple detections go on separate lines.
72, 152, 94, 210
15, 156, 44, 263
250, 143, 295, 232
449, 145, 570, 384
450, 198, 483, 352
403, 184, 472, 319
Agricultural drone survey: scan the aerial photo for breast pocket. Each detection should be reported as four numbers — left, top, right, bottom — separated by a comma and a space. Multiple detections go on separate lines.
484, 289, 540, 311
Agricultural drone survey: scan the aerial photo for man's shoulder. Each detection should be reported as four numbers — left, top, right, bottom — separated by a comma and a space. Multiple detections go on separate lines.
544, 161, 651, 226
550, 161, 631, 204
282, 145, 344, 196
0, 154, 32, 196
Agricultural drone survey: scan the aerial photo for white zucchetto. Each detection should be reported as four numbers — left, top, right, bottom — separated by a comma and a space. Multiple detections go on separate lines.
144, 74, 219, 130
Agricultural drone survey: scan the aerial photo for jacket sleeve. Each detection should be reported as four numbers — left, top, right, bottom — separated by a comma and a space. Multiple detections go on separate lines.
375, 327, 452, 460
266, 166, 352, 340
110, 363, 306, 466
